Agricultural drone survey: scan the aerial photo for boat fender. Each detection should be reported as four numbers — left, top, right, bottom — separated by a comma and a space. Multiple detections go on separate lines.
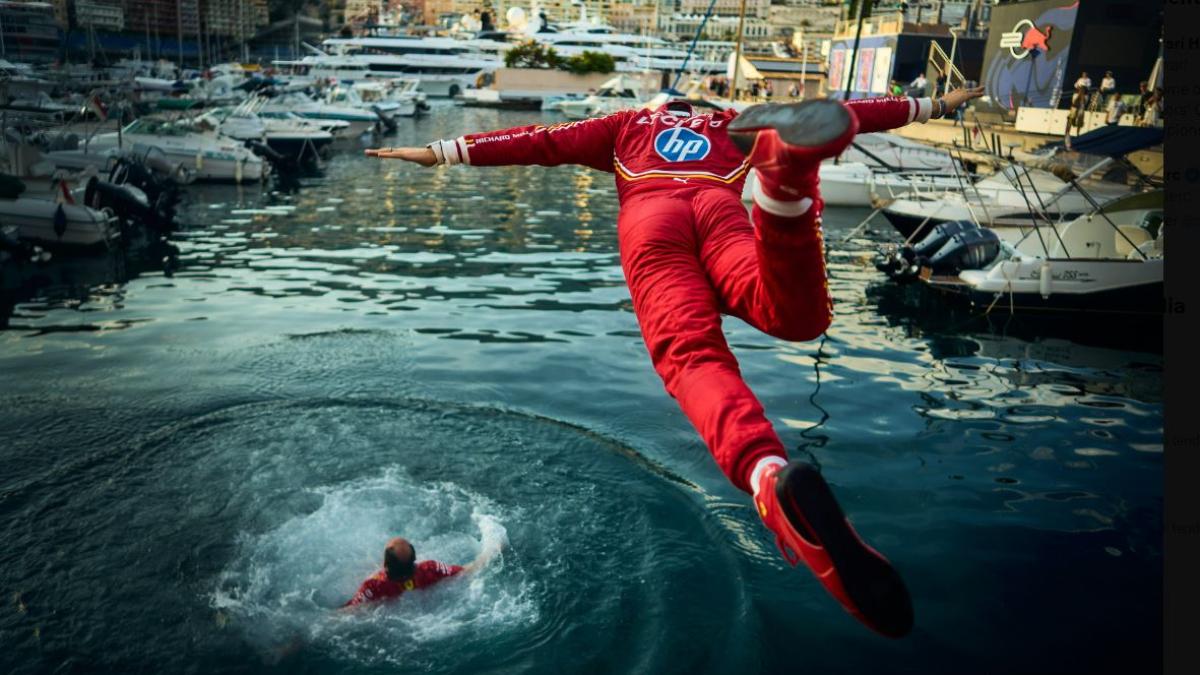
53, 203, 67, 240
195, 151, 203, 171
235, 158, 243, 183
1039, 260, 1052, 298
84, 176, 99, 209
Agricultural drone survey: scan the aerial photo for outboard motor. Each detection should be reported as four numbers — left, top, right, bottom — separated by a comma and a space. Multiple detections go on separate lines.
923, 227, 1002, 274
85, 155, 185, 237
907, 220, 978, 262
245, 139, 286, 165
874, 220, 1000, 281
372, 105, 398, 133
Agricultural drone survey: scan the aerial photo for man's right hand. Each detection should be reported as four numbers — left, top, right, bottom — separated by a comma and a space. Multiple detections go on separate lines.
365, 147, 438, 166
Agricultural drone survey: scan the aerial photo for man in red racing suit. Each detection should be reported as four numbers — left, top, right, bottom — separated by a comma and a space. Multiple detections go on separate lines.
368, 87, 983, 637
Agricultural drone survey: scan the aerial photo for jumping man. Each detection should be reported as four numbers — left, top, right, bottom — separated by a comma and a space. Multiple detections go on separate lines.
367, 87, 984, 637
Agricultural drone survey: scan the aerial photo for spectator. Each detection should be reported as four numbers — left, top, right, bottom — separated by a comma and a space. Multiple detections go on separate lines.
1105, 96, 1125, 126
1074, 71, 1092, 90
909, 72, 928, 97
1068, 85, 1088, 135
1100, 71, 1116, 95
1137, 81, 1153, 117
1100, 71, 1118, 108
890, 80, 903, 96
764, 80, 774, 100
1143, 87, 1164, 126
788, 82, 800, 98
750, 80, 761, 99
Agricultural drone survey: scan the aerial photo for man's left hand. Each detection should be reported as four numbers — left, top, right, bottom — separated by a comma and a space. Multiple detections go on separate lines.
941, 85, 986, 114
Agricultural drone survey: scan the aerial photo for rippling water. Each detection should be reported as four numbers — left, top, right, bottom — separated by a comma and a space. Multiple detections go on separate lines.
0, 105, 1161, 674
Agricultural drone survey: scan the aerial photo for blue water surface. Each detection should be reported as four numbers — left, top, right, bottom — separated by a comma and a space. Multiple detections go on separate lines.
0, 105, 1161, 674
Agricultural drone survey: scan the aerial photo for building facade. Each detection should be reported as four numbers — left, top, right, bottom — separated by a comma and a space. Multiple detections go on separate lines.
201, 0, 267, 39
0, 1, 61, 61
679, 0, 769, 21
75, 0, 124, 32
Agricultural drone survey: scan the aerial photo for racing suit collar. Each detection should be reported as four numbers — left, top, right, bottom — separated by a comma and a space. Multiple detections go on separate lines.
656, 100, 696, 118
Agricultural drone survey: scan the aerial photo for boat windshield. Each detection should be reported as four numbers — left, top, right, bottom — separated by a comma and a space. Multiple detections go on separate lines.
122, 118, 203, 136
596, 87, 638, 98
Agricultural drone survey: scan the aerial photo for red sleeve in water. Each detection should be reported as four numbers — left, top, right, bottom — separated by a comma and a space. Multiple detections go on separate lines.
413, 560, 464, 588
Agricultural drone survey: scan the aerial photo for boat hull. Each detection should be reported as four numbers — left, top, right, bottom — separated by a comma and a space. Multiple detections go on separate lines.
0, 198, 117, 248
930, 257, 1164, 314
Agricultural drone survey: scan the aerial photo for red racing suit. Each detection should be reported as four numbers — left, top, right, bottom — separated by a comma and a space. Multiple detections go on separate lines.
431, 96, 932, 493
344, 560, 464, 607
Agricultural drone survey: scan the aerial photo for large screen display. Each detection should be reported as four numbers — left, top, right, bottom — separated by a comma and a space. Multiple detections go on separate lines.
980, 0, 1080, 111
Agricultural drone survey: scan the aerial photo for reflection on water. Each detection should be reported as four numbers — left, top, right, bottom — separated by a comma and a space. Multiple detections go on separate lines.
0, 106, 1161, 674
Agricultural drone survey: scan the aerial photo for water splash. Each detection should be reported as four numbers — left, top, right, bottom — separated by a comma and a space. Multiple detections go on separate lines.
213, 467, 537, 665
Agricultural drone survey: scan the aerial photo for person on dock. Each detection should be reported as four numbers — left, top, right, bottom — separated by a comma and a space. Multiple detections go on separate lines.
366, 85, 983, 637
343, 537, 499, 608
908, 72, 928, 97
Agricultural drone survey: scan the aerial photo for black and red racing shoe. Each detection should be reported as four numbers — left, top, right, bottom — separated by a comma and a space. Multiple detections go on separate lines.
727, 98, 860, 200
754, 461, 914, 638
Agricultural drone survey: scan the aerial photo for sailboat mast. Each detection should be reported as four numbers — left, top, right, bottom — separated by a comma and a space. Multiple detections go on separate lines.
731, 0, 748, 100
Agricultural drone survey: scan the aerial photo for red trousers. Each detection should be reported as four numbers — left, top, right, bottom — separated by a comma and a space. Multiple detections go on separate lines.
619, 185, 831, 494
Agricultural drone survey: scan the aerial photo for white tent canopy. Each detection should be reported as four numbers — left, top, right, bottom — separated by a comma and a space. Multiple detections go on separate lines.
726, 52, 764, 84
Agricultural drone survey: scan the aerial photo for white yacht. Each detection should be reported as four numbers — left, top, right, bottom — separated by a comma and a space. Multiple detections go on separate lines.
277, 40, 496, 98
78, 117, 268, 183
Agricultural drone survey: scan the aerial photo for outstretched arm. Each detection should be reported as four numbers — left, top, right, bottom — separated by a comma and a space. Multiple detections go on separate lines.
461, 535, 504, 575
845, 85, 984, 134
367, 110, 632, 172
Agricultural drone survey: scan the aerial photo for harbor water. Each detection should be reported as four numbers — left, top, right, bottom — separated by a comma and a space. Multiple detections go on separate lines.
0, 105, 1162, 674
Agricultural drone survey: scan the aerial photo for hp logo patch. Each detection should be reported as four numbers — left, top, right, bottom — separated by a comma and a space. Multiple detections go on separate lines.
654, 127, 711, 162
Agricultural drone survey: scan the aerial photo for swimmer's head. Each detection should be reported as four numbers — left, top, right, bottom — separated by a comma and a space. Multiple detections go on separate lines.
384, 537, 416, 581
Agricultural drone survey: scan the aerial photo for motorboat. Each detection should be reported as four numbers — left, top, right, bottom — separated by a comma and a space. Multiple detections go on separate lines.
260, 92, 381, 137
77, 117, 268, 183
202, 103, 333, 163
875, 190, 1164, 315
0, 175, 118, 248
385, 78, 429, 112
879, 126, 1162, 242
879, 166, 1131, 241
324, 83, 415, 127
553, 74, 649, 119
255, 109, 352, 141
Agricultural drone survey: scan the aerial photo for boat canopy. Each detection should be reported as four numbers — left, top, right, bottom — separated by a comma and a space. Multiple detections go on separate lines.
1055, 126, 1164, 157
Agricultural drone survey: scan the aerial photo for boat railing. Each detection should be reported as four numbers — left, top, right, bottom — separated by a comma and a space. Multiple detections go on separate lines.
926, 41, 967, 94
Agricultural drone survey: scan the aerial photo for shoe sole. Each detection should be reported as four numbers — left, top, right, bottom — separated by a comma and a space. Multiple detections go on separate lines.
776, 462, 915, 638
727, 99, 853, 155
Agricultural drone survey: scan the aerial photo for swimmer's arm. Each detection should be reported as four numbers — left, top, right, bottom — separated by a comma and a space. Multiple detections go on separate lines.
461, 539, 504, 575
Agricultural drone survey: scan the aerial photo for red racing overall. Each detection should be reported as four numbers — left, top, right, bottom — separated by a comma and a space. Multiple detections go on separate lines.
432, 96, 933, 493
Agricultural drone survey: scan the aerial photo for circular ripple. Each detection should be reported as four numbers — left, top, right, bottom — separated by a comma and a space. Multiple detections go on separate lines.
3, 399, 749, 674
